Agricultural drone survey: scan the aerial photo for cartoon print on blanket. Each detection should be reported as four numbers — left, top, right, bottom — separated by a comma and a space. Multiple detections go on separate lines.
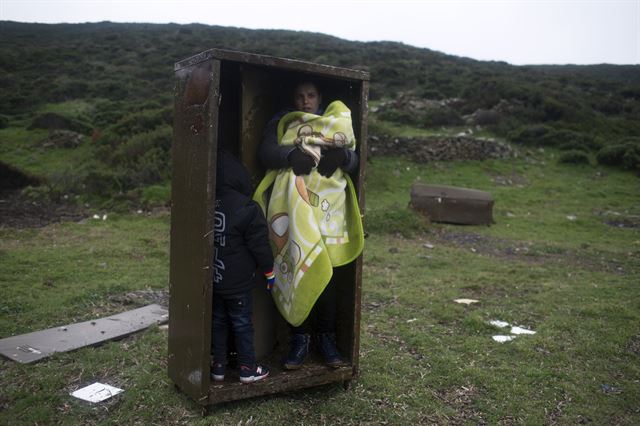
254, 101, 364, 326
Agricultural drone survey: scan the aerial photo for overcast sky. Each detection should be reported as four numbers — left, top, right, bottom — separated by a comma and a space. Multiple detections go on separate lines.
2, 0, 638, 65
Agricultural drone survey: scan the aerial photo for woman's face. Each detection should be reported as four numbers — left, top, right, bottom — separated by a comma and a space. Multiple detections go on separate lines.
293, 83, 322, 113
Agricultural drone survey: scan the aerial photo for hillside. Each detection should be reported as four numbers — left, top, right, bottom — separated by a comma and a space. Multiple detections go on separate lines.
0, 21, 638, 204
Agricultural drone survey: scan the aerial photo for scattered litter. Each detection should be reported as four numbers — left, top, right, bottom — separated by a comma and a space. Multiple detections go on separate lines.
92, 214, 100, 220
423, 243, 435, 249
406, 318, 417, 323
102, 214, 108, 221
506, 212, 515, 218
510, 326, 536, 335
454, 298, 479, 305
492, 335, 516, 343
470, 247, 477, 253
71, 382, 123, 403
566, 215, 577, 221
489, 320, 537, 343
601, 383, 623, 394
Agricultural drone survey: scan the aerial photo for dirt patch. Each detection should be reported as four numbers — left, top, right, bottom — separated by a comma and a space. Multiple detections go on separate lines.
434, 384, 487, 425
108, 289, 169, 308
428, 228, 638, 275
627, 334, 640, 356
0, 190, 88, 229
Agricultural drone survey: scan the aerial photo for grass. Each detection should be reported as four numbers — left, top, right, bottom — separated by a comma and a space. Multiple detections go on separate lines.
1, 148, 639, 424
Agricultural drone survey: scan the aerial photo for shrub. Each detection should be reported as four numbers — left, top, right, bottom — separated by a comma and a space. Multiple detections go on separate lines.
377, 109, 419, 126
0, 114, 8, 129
508, 125, 554, 145
141, 183, 171, 207
423, 107, 463, 127
558, 150, 590, 165
596, 138, 640, 171
28, 112, 92, 134
540, 129, 598, 150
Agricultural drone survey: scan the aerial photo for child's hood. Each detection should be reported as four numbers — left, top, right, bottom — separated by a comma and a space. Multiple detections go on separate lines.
216, 150, 252, 197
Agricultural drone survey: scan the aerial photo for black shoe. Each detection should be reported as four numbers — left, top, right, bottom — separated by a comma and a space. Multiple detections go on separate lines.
239, 364, 269, 384
284, 333, 310, 370
318, 332, 343, 368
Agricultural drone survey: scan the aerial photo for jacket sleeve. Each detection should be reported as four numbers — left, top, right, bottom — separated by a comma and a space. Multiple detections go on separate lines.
243, 201, 275, 273
343, 149, 359, 175
259, 115, 296, 169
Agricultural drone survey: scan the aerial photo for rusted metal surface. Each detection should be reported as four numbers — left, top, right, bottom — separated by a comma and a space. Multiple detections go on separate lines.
175, 48, 369, 82
169, 48, 369, 407
168, 58, 220, 403
410, 183, 494, 225
0, 304, 168, 364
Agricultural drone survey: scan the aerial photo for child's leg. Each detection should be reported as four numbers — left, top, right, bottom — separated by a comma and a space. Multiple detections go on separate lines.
226, 290, 256, 368
211, 293, 230, 371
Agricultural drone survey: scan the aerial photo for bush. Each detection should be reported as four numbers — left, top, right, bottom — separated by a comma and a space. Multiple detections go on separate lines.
596, 139, 640, 171
377, 109, 418, 126
509, 125, 600, 150
423, 107, 463, 127
28, 112, 92, 134
558, 150, 590, 165
141, 183, 171, 207
0, 114, 8, 128
508, 125, 554, 145
540, 129, 599, 150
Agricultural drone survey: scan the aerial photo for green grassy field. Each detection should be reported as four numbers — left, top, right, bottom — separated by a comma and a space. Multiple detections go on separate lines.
1, 149, 639, 424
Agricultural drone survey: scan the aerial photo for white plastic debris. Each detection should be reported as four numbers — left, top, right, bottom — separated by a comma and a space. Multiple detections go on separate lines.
566, 215, 577, 221
510, 326, 536, 335
492, 335, 516, 343
71, 382, 123, 403
489, 320, 510, 328
454, 299, 479, 305
92, 214, 100, 220
102, 214, 107, 221
406, 318, 417, 323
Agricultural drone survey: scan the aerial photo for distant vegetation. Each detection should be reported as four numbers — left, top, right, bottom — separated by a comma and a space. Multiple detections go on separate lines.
1, 21, 638, 206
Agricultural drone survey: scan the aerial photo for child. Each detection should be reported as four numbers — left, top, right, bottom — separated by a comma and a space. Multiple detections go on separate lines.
211, 149, 275, 384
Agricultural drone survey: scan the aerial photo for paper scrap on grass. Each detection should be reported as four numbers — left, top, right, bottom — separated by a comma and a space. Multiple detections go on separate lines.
489, 320, 510, 328
510, 326, 536, 335
71, 382, 123, 403
492, 335, 516, 343
454, 298, 479, 305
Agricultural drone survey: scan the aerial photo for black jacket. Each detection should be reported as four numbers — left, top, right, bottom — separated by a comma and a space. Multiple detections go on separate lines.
213, 151, 274, 295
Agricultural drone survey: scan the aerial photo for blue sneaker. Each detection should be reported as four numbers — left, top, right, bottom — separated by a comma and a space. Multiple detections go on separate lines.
239, 364, 269, 384
211, 363, 225, 382
318, 332, 344, 368
284, 333, 310, 370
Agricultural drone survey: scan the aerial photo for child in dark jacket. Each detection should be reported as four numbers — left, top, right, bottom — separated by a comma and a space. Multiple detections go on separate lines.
211, 150, 275, 384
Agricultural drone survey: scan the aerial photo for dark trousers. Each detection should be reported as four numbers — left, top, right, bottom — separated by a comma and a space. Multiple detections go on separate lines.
292, 277, 337, 334
212, 290, 255, 367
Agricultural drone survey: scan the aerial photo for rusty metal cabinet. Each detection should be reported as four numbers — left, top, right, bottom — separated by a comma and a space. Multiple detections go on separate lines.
168, 48, 368, 407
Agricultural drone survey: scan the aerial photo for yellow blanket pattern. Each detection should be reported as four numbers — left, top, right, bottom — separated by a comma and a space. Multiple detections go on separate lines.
254, 101, 364, 326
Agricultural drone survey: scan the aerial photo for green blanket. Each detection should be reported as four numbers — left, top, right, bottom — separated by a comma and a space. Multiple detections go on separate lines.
254, 101, 364, 326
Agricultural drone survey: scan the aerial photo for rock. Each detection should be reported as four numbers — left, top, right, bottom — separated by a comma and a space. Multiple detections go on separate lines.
41, 130, 85, 148
368, 134, 514, 163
